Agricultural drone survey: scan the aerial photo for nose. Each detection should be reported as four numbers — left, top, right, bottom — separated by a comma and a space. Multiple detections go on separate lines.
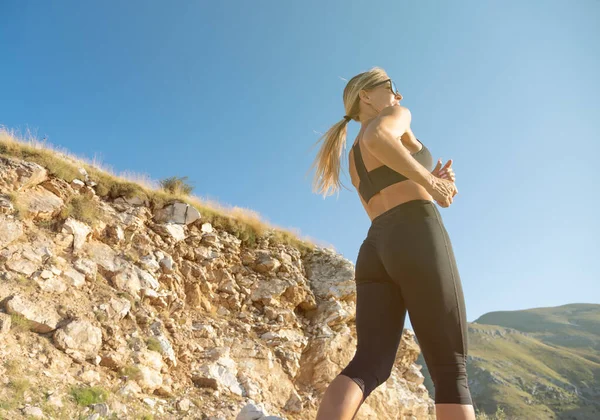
396, 92, 403, 101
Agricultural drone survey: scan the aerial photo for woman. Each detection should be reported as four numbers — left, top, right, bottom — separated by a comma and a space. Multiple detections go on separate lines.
310, 67, 475, 420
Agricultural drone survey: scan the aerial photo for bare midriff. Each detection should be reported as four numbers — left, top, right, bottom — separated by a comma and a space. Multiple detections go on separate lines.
348, 135, 433, 222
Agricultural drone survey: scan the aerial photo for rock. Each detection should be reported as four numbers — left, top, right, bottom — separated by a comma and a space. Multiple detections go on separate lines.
76, 167, 88, 181
22, 186, 64, 219
250, 279, 289, 305
113, 195, 147, 207
0, 194, 14, 214
6, 258, 38, 276
0, 214, 23, 249
136, 365, 163, 392
201, 222, 213, 233
154, 223, 186, 242
5, 294, 62, 333
192, 357, 243, 396
111, 265, 158, 300
0, 313, 12, 335
140, 254, 160, 272
0, 156, 47, 192
149, 321, 177, 367
53, 319, 103, 360
192, 323, 217, 338
236, 402, 268, 420
62, 267, 86, 287
83, 241, 127, 275
47, 393, 63, 408
34, 271, 67, 294
176, 398, 191, 412
90, 403, 110, 417
79, 369, 101, 385
99, 350, 127, 370
159, 255, 174, 273
253, 252, 281, 274
73, 257, 98, 281
104, 224, 124, 244
284, 389, 303, 412
62, 218, 92, 252
133, 349, 163, 371
304, 248, 356, 301
202, 232, 219, 246
118, 380, 142, 397
22, 406, 44, 418
40, 178, 72, 200
154, 384, 175, 398
107, 297, 131, 320
154, 202, 201, 225
312, 300, 351, 327
71, 179, 85, 190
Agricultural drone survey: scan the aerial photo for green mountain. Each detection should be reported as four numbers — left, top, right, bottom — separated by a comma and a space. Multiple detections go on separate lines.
416, 303, 600, 419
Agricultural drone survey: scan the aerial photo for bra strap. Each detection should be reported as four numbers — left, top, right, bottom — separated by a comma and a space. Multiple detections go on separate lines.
353, 142, 375, 202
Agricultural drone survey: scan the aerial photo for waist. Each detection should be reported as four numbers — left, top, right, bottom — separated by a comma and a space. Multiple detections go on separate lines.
370, 198, 439, 226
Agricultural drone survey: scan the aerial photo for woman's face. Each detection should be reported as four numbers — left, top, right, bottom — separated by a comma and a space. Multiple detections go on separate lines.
361, 80, 403, 113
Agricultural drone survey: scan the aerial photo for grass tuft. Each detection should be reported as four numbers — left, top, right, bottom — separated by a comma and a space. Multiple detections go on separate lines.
70, 385, 108, 406
159, 176, 193, 195
10, 313, 33, 332
146, 337, 162, 353
59, 194, 103, 225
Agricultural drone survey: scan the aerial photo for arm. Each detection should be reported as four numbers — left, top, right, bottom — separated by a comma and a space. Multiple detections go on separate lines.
362, 106, 436, 190
363, 106, 458, 207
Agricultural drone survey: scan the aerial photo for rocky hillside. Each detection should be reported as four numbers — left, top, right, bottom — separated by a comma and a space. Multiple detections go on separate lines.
418, 304, 600, 419
0, 140, 435, 420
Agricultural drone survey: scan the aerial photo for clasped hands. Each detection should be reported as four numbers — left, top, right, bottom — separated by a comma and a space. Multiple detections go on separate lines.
430, 158, 458, 207
432, 159, 455, 183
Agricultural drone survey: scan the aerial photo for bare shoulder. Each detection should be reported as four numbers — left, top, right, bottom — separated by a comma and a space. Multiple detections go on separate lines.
364, 105, 411, 143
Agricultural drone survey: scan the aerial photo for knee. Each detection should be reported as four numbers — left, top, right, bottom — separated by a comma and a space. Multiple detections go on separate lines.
429, 362, 473, 405
339, 359, 394, 400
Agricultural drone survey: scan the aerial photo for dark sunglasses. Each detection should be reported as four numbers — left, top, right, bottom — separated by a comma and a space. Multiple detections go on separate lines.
368, 78, 399, 96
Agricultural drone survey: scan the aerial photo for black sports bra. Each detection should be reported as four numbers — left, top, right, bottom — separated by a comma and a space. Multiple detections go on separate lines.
352, 138, 433, 203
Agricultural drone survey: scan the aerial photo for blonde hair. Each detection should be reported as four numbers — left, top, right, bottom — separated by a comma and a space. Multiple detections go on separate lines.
309, 67, 390, 198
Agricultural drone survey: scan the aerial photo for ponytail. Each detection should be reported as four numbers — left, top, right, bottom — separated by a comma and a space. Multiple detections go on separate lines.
309, 117, 352, 198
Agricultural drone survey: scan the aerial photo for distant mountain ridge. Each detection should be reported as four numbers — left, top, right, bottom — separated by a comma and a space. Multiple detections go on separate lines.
417, 303, 600, 419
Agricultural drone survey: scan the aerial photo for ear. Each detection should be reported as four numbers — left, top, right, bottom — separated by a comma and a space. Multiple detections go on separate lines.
358, 89, 371, 104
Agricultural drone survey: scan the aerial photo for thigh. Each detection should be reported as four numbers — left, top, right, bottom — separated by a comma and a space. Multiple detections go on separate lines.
378, 217, 468, 367
354, 240, 408, 360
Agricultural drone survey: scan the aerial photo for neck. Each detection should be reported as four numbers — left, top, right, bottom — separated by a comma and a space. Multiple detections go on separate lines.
358, 103, 381, 129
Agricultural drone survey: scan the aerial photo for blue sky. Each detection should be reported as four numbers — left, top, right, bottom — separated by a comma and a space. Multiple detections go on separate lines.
1, 1, 598, 332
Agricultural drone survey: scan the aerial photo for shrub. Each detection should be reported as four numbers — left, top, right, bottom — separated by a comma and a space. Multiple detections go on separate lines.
10, 313, 32, 332
146, 337, 162, 353
120, 365, 143, 381
159, 176, 194, 195
70, 385, 108, 406
60, 195, 102, 225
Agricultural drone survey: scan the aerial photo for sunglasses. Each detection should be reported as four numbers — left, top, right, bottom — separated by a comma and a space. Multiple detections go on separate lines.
368, 78, 400, 96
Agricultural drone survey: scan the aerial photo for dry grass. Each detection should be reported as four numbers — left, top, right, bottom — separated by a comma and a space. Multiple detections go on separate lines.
59, 194, 103, 226
6, 192, 27, 219
10, 313, 33, 333
0, 126, 318, 251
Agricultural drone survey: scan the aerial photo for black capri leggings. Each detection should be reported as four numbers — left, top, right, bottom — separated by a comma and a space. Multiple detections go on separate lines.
340, 199, 472, 405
